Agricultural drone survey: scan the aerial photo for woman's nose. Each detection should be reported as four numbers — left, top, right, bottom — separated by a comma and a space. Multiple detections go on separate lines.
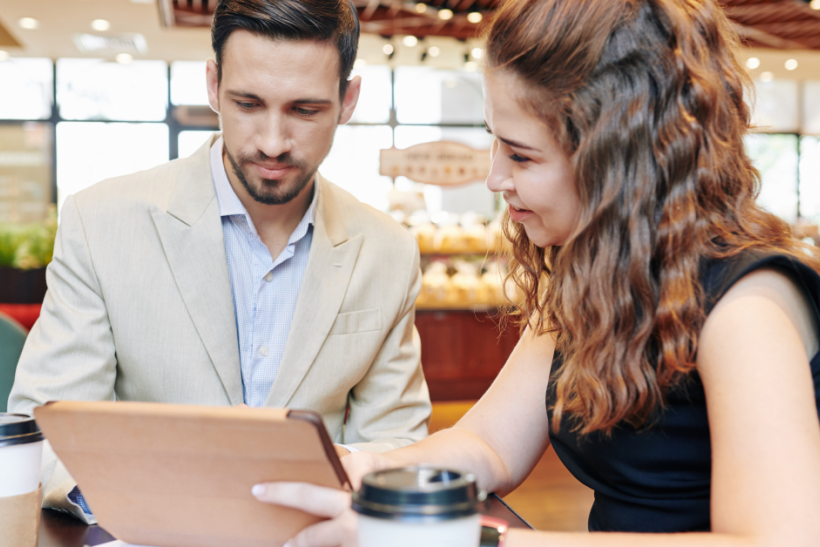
486, 145, 514, 193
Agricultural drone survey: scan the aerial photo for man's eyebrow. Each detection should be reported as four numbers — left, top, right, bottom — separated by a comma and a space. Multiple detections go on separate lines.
485, 126, 536, 151
293, 98, 334, 106
225, 91, 334, 107
226, 90, 264, 102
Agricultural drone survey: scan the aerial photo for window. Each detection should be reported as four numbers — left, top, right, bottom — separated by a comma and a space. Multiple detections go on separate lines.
56, 122, 169, 210
750, 79, 799, 133
171, 61, 210, 107
319, 125, 394, 210
178, 130, 217, 159
394, 67, 484, 125
745, 133, 799, 223
57, 59, 168, 122
348, 65, 392, 124
0, 123, 53, 223
0, 58, 53, 120
800, 136, 820, 223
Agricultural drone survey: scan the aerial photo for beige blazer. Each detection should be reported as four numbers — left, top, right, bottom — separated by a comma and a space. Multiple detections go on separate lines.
9, 135, 431, 522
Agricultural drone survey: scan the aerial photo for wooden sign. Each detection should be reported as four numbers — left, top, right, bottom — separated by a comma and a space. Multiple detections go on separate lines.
380, 141, 490, 186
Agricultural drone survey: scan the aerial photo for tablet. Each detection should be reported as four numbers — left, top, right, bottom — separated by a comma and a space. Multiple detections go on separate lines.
34, 401, 350, 547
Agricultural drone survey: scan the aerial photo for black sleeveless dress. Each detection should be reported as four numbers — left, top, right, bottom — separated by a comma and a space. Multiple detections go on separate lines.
546, 250, 820, 532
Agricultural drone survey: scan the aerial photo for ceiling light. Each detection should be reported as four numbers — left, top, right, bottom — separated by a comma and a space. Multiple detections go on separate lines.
0, 51, 8, 62
811, 0, 820, 10
414, 3, 427, 13
354, 59, 367, 68
760, 71, 773, 82
746, 57, 760, 70
785, 59, 798, 71
428, 46, 440, 57
74, 33, 148, 54
91, 19, 111, 31
471, 47, 483, 59
464, 61, 478, 71
383, 44, 394, 55
438, 9, 454, 20
467, 12, 483, 23
18, 17, 39, 30
116, 53, 133, 64
402, 35, 418, 47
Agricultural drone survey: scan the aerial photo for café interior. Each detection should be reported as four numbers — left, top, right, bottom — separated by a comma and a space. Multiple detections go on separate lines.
1, 0, 820, 541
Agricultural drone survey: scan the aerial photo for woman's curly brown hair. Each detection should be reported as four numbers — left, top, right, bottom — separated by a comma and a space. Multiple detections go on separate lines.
486, 0, 820, 435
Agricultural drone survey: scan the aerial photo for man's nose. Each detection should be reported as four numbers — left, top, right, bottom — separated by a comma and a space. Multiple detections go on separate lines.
256, 114, 293, 160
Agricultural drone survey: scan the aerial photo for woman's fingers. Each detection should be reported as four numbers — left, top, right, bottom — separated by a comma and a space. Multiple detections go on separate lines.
286, 507, 359, 547
252, 482, 351, 519
341, 451, 394, 490
252, 482, 358, 547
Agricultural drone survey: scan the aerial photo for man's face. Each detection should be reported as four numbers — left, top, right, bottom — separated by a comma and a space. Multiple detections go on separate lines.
206, 31, 360, 205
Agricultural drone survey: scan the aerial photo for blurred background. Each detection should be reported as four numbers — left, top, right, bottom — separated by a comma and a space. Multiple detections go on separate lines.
2, 0, 820, 531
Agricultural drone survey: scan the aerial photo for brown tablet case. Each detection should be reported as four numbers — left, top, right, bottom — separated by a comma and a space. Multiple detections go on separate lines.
34, 401, 350, 547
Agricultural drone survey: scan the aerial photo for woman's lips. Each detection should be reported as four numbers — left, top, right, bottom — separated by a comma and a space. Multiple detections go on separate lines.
253, 162, 293, 179
508, 203, 533, 221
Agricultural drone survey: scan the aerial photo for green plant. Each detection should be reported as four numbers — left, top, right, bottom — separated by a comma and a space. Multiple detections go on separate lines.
0, 206, 57, 270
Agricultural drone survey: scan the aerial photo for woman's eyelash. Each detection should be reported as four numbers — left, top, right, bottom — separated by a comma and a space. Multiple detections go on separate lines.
510, 153, 530, 163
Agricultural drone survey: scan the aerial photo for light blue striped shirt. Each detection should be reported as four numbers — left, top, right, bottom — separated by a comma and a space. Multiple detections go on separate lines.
210, 137, 317, 407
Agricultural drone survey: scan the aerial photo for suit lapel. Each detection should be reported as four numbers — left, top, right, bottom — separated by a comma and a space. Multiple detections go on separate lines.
150, 136, 243, 405
266, 175, 363, 407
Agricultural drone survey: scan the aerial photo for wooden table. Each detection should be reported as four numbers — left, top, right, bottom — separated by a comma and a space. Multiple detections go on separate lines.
38, 493, 532, 546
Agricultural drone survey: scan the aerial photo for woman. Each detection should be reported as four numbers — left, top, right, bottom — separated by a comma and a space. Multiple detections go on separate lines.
253, 0, 820, 544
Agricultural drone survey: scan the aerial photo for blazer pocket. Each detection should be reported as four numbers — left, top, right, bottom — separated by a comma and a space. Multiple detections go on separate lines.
329, 308, 382, 335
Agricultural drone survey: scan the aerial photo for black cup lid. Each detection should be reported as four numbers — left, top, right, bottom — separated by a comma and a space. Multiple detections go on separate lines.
0, 413, 44, 448
351, 466, 486, 523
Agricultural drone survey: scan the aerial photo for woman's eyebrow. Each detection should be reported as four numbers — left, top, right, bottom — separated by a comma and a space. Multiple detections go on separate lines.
485, 122, 537, 151
484, 122, 536, 151
498, 136, 536, 151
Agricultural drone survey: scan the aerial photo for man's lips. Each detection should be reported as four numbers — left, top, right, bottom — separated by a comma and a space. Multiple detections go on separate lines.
252, 162, 293, 179
508, 203, 533, 221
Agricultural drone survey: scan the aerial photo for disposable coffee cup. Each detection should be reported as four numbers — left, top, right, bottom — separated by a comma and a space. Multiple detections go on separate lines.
0, 413, 44, 497
0, 413, 45, 547
352, 466, 485, 547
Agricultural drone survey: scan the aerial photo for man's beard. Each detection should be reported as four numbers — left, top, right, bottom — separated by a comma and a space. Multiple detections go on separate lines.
224, 145, 316, 206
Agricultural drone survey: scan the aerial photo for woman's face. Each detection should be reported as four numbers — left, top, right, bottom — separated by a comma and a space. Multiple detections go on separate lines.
483, 70, 580, 248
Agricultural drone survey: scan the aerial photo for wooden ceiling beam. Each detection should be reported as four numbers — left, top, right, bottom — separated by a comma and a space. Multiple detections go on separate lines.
732, 21, 810, 49
723, 3, 800, 25
752, 20, 820, 38
362, 0, 382, 21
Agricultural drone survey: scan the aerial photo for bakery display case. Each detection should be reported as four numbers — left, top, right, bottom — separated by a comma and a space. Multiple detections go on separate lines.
382, 140, 522, 399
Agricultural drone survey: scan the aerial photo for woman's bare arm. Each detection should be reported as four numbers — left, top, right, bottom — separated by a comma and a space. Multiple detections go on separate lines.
504, 268, 820, 546
378, 324, 556, 495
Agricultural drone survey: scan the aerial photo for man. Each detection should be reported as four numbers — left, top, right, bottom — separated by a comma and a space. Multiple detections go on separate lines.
9, 0, 430, 523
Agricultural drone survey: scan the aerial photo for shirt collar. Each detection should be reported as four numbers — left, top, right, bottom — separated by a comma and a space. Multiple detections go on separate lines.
210, 136, 318, 241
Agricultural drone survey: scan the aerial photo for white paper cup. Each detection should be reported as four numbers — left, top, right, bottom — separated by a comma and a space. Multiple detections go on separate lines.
352, 467, 485, 547
0, 414, 45, 498
358, 513, 481, 547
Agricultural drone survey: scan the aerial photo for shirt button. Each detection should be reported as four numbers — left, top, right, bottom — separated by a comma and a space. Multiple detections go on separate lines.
264, 272, 273, 282
259, 345, 269, 357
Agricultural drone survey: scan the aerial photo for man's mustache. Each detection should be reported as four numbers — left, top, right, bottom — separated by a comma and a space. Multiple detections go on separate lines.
238, 152, 299, 168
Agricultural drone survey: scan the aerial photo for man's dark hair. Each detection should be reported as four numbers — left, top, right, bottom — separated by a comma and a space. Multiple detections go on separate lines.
211, 0, 359, 100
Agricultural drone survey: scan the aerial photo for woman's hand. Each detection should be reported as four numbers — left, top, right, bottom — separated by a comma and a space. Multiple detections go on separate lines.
341, 450, 396, 490
252, 451, 399, 547
252, 482, 357, 547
